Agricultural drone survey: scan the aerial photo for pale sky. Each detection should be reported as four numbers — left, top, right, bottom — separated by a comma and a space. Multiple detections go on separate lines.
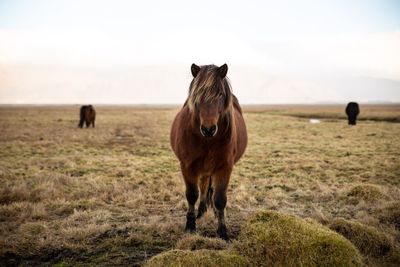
0, 0, 399, 104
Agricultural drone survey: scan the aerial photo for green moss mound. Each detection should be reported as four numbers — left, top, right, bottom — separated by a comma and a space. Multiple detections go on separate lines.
345, 184, 387, 204
234, 210, 363, 267
329, 218, 392, 257
144, 249, 249, 267
176, 235, 227, 251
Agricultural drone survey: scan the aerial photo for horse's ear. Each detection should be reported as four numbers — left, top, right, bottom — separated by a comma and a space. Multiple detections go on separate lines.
218, 64, 228, 78
191, 63, 200, 78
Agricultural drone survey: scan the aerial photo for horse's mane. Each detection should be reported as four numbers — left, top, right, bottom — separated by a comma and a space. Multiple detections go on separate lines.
231, 94, 242, 114
187, 65, 233, 116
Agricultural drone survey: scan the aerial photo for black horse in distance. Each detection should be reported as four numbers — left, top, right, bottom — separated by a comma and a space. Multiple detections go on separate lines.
345, 102, 360, 125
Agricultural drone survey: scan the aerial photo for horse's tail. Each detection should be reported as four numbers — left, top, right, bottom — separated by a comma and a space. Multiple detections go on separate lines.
78, 106, 86, 128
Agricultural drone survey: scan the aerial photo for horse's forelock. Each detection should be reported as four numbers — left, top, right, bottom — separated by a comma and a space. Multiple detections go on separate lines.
188, 65, 233, 114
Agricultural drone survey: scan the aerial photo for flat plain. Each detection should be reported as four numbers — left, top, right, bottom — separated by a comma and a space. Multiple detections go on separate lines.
0, 104, 399, 266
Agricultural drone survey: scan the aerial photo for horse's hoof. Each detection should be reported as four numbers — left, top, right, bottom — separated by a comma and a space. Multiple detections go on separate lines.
184, 224, 196, 233
217, 225, 229, 241
185, 228, 196, 233
185, 214, 196, 232
197, 201, 207, 219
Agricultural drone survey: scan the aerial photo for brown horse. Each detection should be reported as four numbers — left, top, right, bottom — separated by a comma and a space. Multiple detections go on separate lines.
78, 105, 96, 128
170, 63, 247, 240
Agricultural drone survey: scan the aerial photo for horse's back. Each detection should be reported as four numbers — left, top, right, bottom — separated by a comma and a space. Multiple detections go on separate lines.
346, 102, 359, 116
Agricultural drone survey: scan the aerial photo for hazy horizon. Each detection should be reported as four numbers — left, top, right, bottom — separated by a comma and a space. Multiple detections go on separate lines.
1, 0, 400, 104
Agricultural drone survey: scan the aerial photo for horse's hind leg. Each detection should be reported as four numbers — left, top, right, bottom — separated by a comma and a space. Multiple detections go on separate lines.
197, 176, 210, 219
92, 120, 95, 128
212, 167, 232, 241
182, 167, 199, 232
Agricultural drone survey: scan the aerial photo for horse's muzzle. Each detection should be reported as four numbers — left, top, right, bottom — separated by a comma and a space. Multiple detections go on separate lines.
200, 125, 218, 138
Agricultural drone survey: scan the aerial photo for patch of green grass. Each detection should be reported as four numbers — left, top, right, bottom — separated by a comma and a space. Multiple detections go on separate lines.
329, 218, 393, 258
54, 261, 74, 267
144, 249, 249, 267
234, 210, 363, 266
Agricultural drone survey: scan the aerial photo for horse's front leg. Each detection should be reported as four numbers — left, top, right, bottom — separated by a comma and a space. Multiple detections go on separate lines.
212, 165, 232, 241
197, 175, 210, 219
181, 165, 199, 233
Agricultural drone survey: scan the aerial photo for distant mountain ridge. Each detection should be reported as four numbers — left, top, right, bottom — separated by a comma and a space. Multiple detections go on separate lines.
1, 64, 399, 104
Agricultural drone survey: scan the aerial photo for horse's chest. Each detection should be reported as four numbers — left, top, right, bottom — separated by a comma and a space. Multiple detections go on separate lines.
200, 150, 220, 175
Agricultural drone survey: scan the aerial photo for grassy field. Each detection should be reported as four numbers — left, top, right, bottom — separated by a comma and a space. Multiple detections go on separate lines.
0, 104, 399, 266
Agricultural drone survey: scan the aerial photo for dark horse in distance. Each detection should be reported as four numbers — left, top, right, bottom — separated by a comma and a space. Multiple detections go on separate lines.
345, 102, 360, 125
78, 105, 96, 128
170, 64, 247, 240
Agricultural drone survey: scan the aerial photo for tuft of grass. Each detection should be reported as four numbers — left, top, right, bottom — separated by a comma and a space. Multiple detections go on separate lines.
344, 184, 388, 204
377, 202, 400, 230
144, 249, 249, 267
329, 218, 393, 257
175, 235, 228, 251
234, 210, 363, 267
53, 261, 73, 267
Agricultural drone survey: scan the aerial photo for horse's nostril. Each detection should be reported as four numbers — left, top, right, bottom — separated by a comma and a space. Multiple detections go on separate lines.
200, 125, 218, 137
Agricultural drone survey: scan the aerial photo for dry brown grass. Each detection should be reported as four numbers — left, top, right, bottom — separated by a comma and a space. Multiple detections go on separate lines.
377, 202, 400, 230
175, 235, 228, 251
245, 104, 400, 122
0, 104, 399, 266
